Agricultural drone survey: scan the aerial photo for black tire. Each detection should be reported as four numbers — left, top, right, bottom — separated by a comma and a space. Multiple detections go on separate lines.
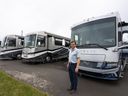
45, 55, 52, 63
16, 54, 22, 60
40, 56, 46, 64
117, 60, 124, 78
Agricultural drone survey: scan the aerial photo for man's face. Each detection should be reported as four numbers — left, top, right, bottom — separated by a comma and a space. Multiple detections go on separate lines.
70, 42, 76, 49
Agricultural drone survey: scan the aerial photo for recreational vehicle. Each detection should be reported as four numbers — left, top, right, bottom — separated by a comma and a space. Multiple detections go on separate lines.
22, 31, 70, 63
0, 35, 24, 59
71, 12, 128, 80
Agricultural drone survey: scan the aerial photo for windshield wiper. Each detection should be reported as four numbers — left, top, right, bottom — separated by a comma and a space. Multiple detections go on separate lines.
78, 43, 108, 50
24, 46, 34, 48
88, 43, 108, 50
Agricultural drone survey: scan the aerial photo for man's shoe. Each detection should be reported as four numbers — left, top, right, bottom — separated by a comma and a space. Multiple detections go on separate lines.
70, 90, 77, 94
67, 88, 73, 91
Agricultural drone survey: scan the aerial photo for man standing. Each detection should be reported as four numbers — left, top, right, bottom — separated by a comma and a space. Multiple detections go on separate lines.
67, 41, 80, 94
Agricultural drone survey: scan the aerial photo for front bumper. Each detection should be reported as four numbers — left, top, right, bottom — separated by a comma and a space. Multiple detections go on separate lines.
79, 62, 120, 80
22, 53, 47, 63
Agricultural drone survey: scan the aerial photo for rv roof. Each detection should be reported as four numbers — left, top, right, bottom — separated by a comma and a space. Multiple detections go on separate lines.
26, 31, 70, 40
72, 12, 120, 28
44, 32, 70, 40
6, 35, 24, 38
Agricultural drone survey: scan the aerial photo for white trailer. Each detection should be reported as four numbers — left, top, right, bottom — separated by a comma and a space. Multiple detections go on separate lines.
22, 31, 70, 63
0, 35, 24, 59
71, 12, 128, 80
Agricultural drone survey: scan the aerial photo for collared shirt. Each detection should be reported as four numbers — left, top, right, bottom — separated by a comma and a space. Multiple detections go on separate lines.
69, 47, 80, 63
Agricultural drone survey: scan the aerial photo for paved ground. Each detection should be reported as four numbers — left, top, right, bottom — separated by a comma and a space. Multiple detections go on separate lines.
0, 60, 128, 96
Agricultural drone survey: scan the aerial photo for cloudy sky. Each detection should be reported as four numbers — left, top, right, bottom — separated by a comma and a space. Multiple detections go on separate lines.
0, 0, 128, 40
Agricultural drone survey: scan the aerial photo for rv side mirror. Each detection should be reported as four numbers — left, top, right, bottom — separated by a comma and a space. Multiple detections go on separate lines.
62, 39, 65, 46
122, 33, 128, 44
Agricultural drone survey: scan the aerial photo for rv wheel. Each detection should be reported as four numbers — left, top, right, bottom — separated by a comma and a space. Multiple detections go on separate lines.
118, 62, 124, 78
17, 54, 22, 60
45, 56, 52, 63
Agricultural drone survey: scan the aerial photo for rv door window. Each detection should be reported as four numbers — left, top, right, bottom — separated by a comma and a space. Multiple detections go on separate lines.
7, 38, 16, 47
55, 38, 62, 46
37, 36, 45, 47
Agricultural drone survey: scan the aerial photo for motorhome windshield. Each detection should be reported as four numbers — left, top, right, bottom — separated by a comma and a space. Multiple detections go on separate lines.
24, 34, 36, 48
71, 17, 116, 48
1, 36, 16, 47
2, 36, 7, 47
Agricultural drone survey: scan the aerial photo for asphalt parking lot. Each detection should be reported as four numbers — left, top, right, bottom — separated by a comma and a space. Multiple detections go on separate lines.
0, 60, 128, 96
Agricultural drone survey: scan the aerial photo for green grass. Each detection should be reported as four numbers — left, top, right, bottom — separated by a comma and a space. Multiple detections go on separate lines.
0, 70, 48, 96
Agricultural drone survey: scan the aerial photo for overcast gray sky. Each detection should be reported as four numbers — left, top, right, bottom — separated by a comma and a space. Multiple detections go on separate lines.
0, 0, 128, 40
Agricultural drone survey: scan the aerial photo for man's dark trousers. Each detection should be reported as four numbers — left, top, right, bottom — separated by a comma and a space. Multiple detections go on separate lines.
69, 63, 78, 91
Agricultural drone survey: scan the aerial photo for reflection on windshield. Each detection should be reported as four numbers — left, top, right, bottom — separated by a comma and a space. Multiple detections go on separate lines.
1, 36, 7, 47
71, 17, 116, 48
24, 34, 36, 48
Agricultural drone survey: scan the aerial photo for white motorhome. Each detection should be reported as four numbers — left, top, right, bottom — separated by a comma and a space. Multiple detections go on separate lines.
71, 12, 128, 80
22, 31, 70, 63
0, 35, 24, 59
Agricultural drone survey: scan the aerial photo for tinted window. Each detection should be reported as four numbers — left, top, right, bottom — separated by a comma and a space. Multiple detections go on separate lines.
55, 38, 62, 46
8, 38, 16, 47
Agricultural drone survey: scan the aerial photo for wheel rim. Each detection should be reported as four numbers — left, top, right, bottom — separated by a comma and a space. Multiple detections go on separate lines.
17, 54, 21, 60
46, 56, 51, 62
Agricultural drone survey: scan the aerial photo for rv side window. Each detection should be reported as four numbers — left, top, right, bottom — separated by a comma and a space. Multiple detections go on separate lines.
65, 40, 70, 47
8, 38, 16, 47
54, 38, 62, 46
37, 36, 45, 47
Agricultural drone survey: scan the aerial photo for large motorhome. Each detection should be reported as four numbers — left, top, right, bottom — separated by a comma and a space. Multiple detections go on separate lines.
0, 35, 24, 59
71, 12, 128, 80
22, 31, 70, 63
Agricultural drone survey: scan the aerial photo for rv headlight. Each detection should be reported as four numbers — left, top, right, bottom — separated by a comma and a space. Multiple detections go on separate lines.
102, 62, 118, 69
